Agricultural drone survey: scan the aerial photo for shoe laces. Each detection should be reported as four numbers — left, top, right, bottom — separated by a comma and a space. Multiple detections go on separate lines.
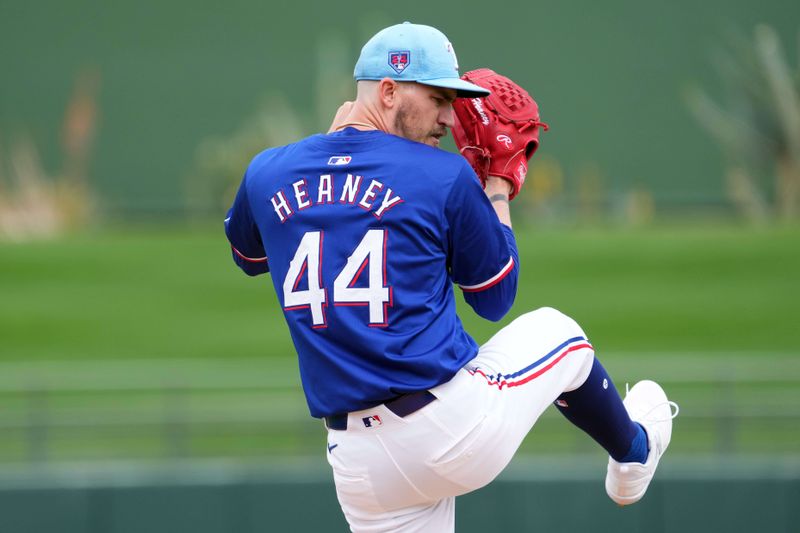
625, 383, 680, 423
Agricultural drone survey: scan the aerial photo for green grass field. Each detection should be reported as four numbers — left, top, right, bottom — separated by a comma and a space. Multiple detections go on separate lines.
1, 222, 798, 462
3, 222, 798, 360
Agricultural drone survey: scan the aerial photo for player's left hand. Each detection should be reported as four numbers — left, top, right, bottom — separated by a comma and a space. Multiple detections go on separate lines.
328, 101, 355, 133
451, 69, 548, 200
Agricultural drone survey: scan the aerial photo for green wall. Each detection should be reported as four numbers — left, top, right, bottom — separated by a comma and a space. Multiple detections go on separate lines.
2, 459, 798, 532
1, 1, 798, 214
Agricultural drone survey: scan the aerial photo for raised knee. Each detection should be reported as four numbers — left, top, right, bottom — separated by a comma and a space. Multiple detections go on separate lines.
534, 306, 563, 318
525, 306, 570, 323
519, 307, 587, 339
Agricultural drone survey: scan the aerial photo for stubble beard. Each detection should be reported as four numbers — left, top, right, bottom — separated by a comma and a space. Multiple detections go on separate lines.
394, 103, 444, 147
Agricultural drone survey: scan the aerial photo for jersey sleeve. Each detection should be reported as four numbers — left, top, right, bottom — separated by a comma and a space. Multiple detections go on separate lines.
444, 164, 519, 321
225, 175, 269, 276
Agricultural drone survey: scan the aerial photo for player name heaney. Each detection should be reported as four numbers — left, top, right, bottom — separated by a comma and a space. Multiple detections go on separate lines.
269, 173, 404, 223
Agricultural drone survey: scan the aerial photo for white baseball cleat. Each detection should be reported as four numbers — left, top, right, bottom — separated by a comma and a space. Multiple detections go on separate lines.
605, 380, 679, 506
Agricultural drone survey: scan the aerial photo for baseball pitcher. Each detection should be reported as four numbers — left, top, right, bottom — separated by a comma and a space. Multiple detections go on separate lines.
225, 22, 678, 532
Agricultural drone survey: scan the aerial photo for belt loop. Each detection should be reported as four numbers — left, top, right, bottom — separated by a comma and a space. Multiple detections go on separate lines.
325, 414, 348, 430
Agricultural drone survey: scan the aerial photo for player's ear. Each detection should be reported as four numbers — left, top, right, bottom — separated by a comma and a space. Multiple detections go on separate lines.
377, 78, 399, 109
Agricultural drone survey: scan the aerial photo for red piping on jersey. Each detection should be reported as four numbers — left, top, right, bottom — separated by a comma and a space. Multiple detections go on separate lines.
459, 257, 515, 293
232, 246, 268, 262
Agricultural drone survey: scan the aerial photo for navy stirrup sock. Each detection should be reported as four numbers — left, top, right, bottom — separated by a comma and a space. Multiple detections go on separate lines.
554, 357, 648, 463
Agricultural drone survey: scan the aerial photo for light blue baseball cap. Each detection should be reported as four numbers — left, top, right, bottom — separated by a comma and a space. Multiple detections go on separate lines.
354, 22, 490, 98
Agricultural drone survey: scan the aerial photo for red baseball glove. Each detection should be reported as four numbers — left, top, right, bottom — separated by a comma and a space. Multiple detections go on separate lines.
451, 69, 548, 200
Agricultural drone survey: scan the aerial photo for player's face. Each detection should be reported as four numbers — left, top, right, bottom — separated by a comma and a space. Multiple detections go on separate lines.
393, 83, 456, 148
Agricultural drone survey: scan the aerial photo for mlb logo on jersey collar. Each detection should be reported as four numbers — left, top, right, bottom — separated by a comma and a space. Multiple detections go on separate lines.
388, 51, 410, 74
328, 155, 352, 166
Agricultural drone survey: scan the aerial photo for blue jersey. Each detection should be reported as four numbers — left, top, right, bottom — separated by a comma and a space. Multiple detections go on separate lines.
225, 128, 519, 417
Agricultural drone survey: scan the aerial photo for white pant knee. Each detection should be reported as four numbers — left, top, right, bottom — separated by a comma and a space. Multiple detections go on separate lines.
515, 307, 595, 391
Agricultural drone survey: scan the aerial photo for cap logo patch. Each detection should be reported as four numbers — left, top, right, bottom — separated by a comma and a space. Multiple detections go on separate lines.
388, 51, 410, 74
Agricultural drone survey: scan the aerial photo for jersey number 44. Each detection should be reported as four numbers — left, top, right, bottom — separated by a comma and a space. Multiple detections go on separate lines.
282, 229, 392, 329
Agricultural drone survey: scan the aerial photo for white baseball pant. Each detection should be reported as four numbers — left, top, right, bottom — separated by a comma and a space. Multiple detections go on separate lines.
325, 307, 596, 532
